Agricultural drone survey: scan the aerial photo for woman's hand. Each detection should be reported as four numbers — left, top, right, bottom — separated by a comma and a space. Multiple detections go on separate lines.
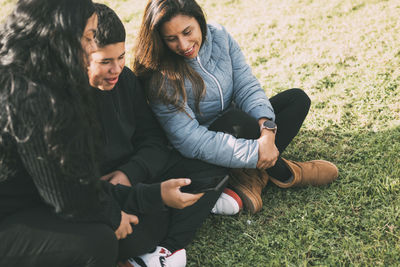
161, 179, 204, 209
115, 211, 139, 240
101, 171, 132, 187
256, 131, 279, 170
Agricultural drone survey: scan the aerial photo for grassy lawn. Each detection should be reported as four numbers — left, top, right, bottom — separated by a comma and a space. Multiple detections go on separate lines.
2, 0, 399, 265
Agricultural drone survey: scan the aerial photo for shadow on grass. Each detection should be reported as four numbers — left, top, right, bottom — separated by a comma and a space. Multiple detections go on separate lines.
188, 126, 400, 266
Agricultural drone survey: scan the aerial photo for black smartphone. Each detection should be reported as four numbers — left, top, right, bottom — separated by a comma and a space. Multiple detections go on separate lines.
181, 175, 229, 194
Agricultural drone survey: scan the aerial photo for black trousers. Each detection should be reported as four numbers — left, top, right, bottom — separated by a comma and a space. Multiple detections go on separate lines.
118, 150, 228, 259
0, 206, 119, 267
209, 88, 311, 180
141, 150, 228, 254
0, 152, 227, 266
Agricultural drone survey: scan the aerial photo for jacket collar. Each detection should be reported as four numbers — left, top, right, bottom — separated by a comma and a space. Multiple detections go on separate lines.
185, 24, 212, 65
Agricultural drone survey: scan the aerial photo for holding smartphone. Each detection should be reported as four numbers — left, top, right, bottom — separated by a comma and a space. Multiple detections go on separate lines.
181, 175, 229, 194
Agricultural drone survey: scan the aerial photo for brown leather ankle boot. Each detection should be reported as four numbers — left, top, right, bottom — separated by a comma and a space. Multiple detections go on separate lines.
228, 169, 269, 214
269, 158, 338, 188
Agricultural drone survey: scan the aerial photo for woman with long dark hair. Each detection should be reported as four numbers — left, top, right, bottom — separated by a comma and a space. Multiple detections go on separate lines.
134, 0, 339, 214
0, 1, 201, 266
0, 1, 124, 266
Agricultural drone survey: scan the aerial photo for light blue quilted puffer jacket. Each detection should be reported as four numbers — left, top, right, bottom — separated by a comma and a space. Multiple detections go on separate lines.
150, 23, 275, 168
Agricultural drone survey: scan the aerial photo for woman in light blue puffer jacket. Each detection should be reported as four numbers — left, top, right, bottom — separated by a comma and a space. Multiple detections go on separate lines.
134, 0, 338, 215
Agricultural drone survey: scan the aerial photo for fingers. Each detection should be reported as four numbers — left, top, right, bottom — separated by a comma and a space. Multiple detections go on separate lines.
257, 147, 279, 170
161, 178, 204, 209
109, 178, 119, 185
115, 224, 132, 240
115, 229, 126, 240
127, 225, 133, 235
256, 161, 263, 169
128, 214, 139, 225
181, 192, 203, 202
115, 211, 138, 240
115, 230, 124, 240
176, 192, 204, 209
182, 199, 199, 208
171, 178, 191, 188
257, 160, 271, 170
257, 158, 278, 170
100, 173, 113, 181
185, 193, 204, 206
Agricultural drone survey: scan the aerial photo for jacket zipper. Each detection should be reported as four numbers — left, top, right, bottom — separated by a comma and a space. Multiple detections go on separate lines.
196, 56, 224, 110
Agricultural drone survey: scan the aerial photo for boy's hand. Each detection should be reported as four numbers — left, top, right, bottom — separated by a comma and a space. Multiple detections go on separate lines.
101, 170, 132, 187
115, 211, 139, 240
161, 179, 204, 209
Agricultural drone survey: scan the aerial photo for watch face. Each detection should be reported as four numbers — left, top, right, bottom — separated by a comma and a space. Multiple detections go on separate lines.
263, 120, 276, 129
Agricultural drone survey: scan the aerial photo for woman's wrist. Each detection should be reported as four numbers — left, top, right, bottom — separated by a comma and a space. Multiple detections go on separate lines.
260, 129, 276, 138
258, 131, 275, 143
258, 117, 269, 127
258, 117, 277, 136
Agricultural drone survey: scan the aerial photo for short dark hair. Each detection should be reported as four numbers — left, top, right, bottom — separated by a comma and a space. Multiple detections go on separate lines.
94, 3, 126, 47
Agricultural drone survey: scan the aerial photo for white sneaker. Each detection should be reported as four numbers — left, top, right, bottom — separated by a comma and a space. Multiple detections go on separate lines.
127, 246, 186, 267
164, 249, 186, 267
211, 188, 243, 215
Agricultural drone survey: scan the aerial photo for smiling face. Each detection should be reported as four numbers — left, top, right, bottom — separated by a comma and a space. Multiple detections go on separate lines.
87, 42, 125, 91
160, 14, 203, 59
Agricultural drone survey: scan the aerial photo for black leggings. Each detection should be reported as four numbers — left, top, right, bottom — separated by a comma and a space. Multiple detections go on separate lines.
209, 88, 311, 180
0, 152, 227, 266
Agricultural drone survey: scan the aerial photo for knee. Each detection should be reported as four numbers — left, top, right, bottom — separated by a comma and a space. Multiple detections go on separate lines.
291, 88, 311, 111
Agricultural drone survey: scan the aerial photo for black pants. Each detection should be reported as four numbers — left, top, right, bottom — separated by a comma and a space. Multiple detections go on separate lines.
0, 206, 119, 267
118, 150, 228, 258
0, 152, 227, 266
209, 88, 311, 180
144, 150, 228, 253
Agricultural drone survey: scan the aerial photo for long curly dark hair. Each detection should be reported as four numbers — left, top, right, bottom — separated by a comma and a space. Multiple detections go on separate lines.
0, 0, 100, 182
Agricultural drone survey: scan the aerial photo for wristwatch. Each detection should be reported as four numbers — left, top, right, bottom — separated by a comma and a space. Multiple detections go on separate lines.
260, 120, 277, 134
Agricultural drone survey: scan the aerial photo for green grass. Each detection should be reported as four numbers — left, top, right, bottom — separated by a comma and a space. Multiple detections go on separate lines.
2, 0, 399, 265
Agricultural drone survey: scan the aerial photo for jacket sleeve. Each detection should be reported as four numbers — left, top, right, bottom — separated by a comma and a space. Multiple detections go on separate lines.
102, 182, 166, 215
150, 99, 259, 168
16, 118, 122, 231
117, 71, 171, 185
226, 27, 276, 121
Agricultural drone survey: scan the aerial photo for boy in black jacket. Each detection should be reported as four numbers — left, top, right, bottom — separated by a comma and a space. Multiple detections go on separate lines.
89, 4, 241, 266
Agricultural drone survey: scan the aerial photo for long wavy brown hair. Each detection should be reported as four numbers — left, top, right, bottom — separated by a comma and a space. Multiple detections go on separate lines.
133, 0, 207, 113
